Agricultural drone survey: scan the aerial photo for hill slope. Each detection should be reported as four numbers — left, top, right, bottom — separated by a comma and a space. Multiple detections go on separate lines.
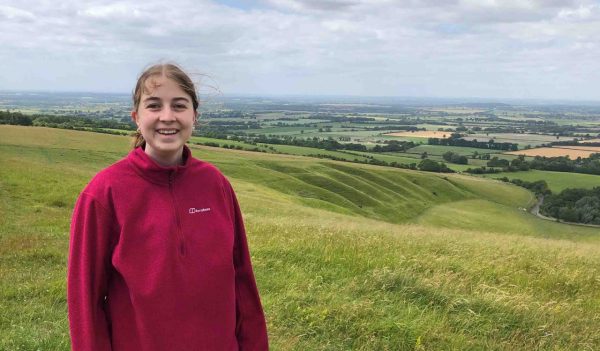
1, 125, 599, 350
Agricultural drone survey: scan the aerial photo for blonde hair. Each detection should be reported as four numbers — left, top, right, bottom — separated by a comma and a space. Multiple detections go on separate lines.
131, 63, 199, 148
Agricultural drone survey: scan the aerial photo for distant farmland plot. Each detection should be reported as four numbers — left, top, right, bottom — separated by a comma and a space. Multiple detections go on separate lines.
406, 144, 499, 156
559, 145, 600, 152
581, 138, 600, 143
424, 107, 488, 114
506, 146, 600, 158
463, 133, 577, 146
482, 170, 600, 193
386, 130, 453, 138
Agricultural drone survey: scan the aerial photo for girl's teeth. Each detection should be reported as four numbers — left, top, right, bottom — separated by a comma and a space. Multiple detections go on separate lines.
158, 130, 177, 135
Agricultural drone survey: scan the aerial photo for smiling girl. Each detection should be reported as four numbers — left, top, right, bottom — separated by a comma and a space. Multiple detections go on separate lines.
67, 63, 268, 350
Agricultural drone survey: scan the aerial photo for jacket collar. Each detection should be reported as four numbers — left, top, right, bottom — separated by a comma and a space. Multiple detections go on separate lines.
127, 145, 191, 185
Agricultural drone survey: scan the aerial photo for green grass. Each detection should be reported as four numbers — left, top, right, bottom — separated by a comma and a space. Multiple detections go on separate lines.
259, 144, 372, 163
350, 152, 423, 166
1, 125, 600, 350
481, 170, 600, 193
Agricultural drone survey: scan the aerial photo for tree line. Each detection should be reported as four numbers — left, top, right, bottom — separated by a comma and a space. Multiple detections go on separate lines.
496, 177, 599, 225
541, 187, 600, 225
0, 110, 134, 130
429, 135, 519, 151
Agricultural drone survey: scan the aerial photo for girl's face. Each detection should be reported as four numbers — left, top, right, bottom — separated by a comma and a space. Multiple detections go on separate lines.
132, 76, 196, 166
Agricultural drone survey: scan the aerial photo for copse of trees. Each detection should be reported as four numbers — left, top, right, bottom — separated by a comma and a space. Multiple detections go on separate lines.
551, 140, 600, 147
497, 177, 551, 196
1, 110, 135, 130
540, 187, 600, 225
529, 154, 600, 175
487, 157, 509, 168
0, 110, 33, 126
418, 159, 453, 173
442, 151, 468, 164
371, 140, 416, 153
509, 155, 530, 171
343, 143, 368, 152
429, 135, 518, 151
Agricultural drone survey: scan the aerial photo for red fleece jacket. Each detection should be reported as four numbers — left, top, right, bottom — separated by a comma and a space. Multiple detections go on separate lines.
67, 145, 268, 350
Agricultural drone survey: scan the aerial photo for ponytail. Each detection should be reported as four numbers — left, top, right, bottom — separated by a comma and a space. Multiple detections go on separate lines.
132, 129, 145, 149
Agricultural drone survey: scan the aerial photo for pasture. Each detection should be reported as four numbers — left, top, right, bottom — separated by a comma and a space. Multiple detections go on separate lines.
1, 125, 599, 350
463, 133, 577, 147
386, 131, 453, 138
482, 170, 600, 193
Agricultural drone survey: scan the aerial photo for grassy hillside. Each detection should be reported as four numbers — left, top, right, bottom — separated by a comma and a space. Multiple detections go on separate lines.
1, 125, 599, 350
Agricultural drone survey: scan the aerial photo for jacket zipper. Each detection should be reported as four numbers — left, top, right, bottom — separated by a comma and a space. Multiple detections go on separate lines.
169, 171, 186, 257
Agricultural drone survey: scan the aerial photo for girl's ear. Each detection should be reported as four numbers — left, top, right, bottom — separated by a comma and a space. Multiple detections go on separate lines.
131, 111, 138, 125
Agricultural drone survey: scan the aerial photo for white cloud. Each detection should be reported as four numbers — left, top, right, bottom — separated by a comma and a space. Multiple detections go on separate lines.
0, 5, 35, 21
79, 3, 141, 19
264, 0, 359, 12
0, 0, 598, 100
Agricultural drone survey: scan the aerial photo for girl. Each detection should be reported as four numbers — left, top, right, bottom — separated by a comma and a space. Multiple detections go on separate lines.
67, 63, 268, 350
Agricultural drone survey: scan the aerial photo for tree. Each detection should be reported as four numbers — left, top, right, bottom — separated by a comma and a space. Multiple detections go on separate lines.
510, 155, 529, 171
418, 159, 453, 173
443, 151, 468, 164
558, 207, 579, 222
487, 157, 509, 168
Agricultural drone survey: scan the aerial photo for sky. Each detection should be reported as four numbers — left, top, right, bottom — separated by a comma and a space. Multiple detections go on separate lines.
1, 0, 599, 101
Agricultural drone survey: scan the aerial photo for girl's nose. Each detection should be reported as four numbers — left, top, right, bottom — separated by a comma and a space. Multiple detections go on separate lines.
160, 108, 176, 121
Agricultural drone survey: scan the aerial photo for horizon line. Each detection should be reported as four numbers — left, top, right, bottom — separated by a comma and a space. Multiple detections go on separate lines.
1, 89, 599, 106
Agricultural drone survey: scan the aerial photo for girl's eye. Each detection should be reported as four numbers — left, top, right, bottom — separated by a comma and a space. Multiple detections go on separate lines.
174, 104, 187, 110
146, 104, 161, 109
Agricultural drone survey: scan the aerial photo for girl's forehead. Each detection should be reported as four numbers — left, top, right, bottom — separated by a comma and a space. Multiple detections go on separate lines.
142, 76, 186, 97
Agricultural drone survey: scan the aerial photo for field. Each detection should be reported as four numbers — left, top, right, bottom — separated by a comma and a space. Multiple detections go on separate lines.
506, 147, 600, 158
560, 145, 600, 152
481, 170, 600, 193
463, 133, 577, 147
386, 131, 453, 138
1, 125, 600, 350
581, 138, 600, 143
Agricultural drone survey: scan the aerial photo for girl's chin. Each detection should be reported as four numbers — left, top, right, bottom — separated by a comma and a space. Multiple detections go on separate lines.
145, 143, 184, 154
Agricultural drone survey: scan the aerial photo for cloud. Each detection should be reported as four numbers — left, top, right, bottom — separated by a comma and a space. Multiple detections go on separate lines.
264, 0, 359, 12
0, 5, 35, 21
79, 3, 141, 19
0, 0, 598, 100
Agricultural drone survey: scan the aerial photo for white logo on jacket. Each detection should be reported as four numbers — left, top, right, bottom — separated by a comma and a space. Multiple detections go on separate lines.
189, 207, 211, 214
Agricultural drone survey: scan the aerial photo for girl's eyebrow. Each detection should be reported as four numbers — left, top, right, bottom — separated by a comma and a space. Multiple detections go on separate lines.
143, 97, 161, 103
142, 96, 190, 103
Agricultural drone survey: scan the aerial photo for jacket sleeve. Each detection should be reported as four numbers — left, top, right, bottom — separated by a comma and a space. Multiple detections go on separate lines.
67, 191, 115, 351
225, 181, 269, 350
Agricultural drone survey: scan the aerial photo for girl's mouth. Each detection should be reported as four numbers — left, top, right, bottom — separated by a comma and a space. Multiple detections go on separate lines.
156, 129, 178, 135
